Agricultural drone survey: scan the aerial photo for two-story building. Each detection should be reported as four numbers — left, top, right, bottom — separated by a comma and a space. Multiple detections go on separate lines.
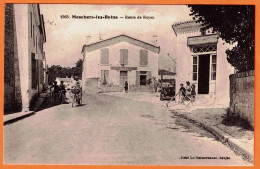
81, 34, 160, 91
172, 20, 234, 106
4, 4, 47, 113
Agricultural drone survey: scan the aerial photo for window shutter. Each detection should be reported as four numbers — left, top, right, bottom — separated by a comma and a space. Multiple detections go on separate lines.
136, 71, 140, 86
101, 70, 104, 80
124, 51, 128, 65
101, 48, 109, 64
140, 50, 148, 65
105, 70, 109, 81
120, 50, 124, 65
120, 49, 128, 65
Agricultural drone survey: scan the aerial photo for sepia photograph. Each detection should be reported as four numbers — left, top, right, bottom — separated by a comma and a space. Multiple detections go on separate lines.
3, 4, 255, 166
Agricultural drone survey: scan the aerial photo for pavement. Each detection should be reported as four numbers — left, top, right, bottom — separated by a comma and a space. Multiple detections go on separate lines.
4, 92, 251, 165
4, 92, 48, 125
104, 92, 254, 163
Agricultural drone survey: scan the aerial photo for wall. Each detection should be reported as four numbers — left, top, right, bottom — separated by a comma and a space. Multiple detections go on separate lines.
4, 4, 22, 113
229, 70, 254, 128
215, 38, 234, 106
84, 41, 158, 87
175, 31, 201, 92
174, 30, 234, 106
13, 4, 46, 111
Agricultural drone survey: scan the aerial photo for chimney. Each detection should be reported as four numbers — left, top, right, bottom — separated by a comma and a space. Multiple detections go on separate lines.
152, 35, 157, 46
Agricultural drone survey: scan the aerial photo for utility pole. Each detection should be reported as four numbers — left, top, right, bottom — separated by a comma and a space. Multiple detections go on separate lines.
167, 53, 177, 73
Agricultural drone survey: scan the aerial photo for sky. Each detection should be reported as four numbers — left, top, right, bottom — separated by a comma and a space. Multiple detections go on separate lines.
40, 4, 193, 71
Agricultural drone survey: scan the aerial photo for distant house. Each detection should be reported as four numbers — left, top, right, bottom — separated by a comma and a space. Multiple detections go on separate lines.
81, 34, 160, 91
4, 4, 47, 113
55, 77, 72, 86
172, 20, 234, 105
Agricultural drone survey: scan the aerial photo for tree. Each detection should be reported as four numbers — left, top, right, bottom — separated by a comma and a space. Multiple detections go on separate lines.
73, 59, 83, 79
47, 58, 83, 84
188, 5, 255, 72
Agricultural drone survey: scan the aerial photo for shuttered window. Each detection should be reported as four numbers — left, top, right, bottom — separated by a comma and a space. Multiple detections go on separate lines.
120, 49, 128, 65
100, 48, 109, 65
140, 50, 148, 65
193, 56, 198, 81
31, 53, 37, 89
101, 70, 109, 84
211, 55, 217, 80
136, 71, 140, 86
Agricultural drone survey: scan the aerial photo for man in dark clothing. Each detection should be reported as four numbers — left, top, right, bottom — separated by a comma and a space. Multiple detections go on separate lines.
124, 81, 128, 93
50, 81, 60, 102
179, 83, 186, 104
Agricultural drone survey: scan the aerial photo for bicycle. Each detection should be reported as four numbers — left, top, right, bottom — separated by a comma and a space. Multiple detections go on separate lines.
45, 90, 66, 105
71, 88, 82, 107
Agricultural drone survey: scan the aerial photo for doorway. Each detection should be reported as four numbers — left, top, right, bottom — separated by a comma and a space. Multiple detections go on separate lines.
120, 71, 128, 87
198, 54, 210, 94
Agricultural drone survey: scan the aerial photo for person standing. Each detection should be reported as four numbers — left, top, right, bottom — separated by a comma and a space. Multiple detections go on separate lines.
191, 84, 196, 102
185, 81, 191, 97
124, 81, 128, 93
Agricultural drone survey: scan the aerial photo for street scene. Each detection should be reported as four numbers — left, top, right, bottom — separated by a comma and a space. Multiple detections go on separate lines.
4, 4, 254, 165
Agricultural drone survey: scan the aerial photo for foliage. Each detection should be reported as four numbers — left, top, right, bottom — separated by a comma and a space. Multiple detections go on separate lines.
47, 59, 83, 85
188, 5, 255, 72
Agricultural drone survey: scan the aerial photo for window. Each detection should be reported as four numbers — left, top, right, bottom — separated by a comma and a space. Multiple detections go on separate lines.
192, 44, 217, 53
30, 12, 32, 37
31, 53, 37, 89
100, 48, 109, 65
192, 56, 198, 80
211, 55, 217, 80
33, 25, 35, 46
120, 49, 128, 66
140, 50, 148, 66
101, 70, 109, 85
36, 35, 37, 54
140, 71, 147, 86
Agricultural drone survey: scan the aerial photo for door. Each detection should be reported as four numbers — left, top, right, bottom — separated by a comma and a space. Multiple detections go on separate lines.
198, 54, 210, 94
120, 71, 128, 87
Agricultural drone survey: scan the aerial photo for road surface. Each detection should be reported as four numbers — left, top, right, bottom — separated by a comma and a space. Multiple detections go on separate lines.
4, 92, 250, 165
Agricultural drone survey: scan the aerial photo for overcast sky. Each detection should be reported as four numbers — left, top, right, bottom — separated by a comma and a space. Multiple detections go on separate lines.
40, 4, 193, 70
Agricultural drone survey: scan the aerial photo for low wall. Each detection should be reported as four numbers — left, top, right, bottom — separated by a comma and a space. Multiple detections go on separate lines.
129, 85, 154, 92
229, 70, 254, 128
96, 85, 154, 93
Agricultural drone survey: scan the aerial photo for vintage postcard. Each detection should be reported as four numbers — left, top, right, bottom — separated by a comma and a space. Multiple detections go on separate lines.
2, 2, 256, 167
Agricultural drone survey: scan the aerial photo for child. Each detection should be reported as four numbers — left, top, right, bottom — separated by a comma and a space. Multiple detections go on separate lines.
185, 81, 191, 97
50, 81, 60, 94
191, 84, 196, 102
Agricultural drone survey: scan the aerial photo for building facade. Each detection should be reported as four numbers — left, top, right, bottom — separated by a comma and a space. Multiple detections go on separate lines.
4, 4, 47, 113
81, 35, 160, 91
172, 21, 234, 105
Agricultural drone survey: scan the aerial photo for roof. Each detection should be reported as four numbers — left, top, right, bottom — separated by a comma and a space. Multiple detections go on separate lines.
82, 34, 160, 54
172, 20, 202, 36
158, 69, 176, 76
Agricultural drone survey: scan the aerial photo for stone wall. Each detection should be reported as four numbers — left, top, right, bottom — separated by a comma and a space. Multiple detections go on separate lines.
229, 70, 254, 128
4, 4, 22, 114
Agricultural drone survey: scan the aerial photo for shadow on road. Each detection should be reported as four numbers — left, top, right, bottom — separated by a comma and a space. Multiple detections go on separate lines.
37, 100, 66, 111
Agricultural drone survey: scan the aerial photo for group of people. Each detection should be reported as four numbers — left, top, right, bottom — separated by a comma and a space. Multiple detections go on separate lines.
49, 76, 82, 104
179, 81, 196, 103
